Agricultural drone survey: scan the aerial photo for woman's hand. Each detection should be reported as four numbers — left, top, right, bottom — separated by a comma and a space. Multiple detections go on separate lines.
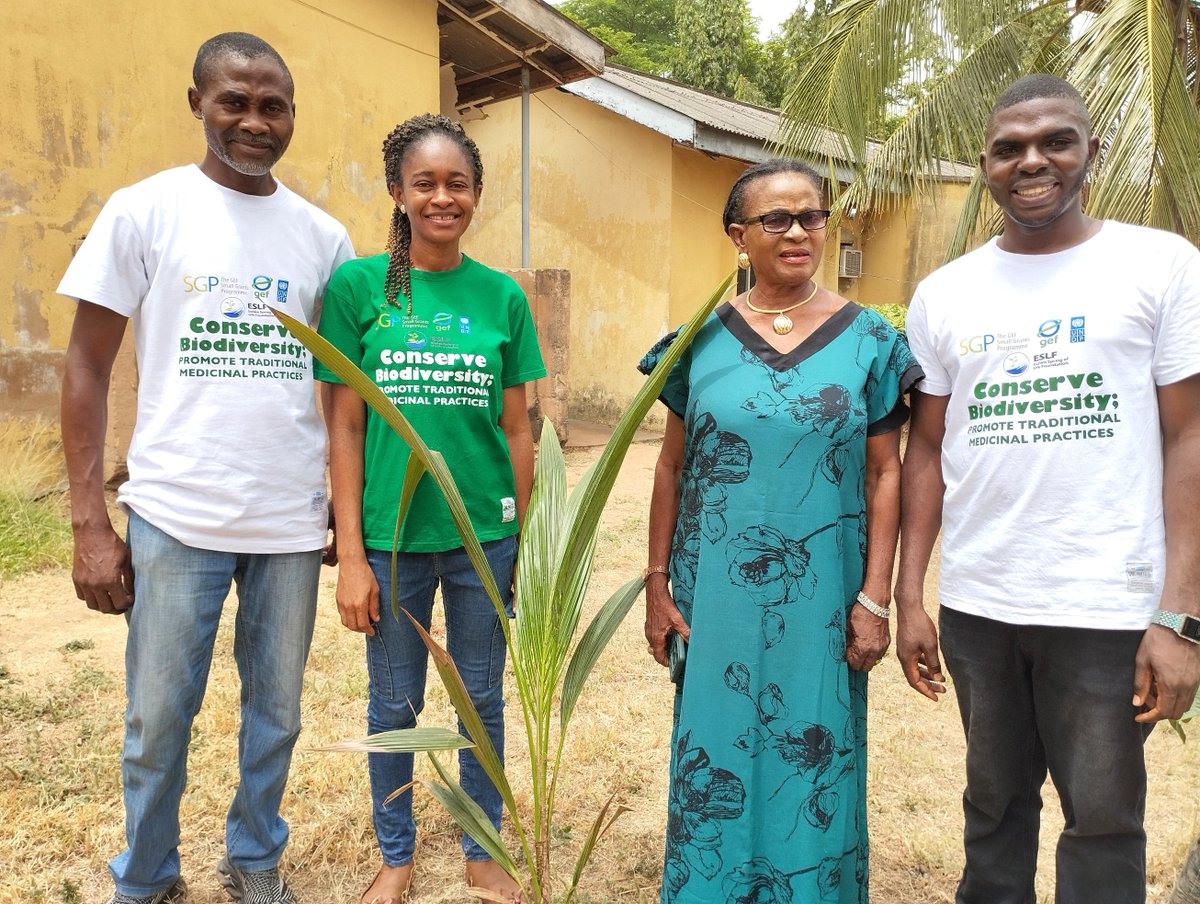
645, 575, 690, 667
846, 601, 890, 672
336, 555, 381, 635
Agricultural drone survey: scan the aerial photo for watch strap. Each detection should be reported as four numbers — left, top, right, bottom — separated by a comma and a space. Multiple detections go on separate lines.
1150, 609, 1200, 644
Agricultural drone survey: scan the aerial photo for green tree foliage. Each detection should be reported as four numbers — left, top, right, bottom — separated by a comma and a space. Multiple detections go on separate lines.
776, 0, 1200, 253
558, 0, 847, 108
558, 0, 676, 73
674, 0, 754, 97
752, 1, 834, 107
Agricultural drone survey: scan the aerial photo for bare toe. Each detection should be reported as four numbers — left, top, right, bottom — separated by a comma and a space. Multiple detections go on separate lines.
464, 859, 524, 903
361, 862, 414, 904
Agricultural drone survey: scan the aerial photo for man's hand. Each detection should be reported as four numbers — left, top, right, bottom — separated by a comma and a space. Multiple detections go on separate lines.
896, 606, 946, 701
645, 576, 689, 668
72, 524, 134, 614
846, 604, 890, 672
322, 502, 337, 566
1132, 626, 1200, 722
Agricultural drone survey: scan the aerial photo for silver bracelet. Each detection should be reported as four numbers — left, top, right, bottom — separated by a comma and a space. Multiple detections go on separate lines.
855, 590, 891, 619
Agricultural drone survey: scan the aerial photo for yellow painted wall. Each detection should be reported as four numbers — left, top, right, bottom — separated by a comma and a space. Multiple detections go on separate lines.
851, 182, 972, 307
466, 90, 680, 423
466, 91, 971, 423
667, 146, 746, 329
0, 0, 439, 418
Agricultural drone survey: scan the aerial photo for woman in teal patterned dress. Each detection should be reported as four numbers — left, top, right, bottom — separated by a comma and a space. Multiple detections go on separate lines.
643, 160, 922, 903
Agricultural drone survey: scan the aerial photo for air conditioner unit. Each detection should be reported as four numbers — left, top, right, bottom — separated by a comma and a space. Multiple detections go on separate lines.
839, 247, 863, 279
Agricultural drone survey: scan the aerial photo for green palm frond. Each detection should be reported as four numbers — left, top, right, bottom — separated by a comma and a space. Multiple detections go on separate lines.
560, 576, 646, 728
283, 272, 735, 899
1072, 0, 1200, 238
566, 792, 632, 903
426, 754, 524, 883
778, 0, 1200, 253
273, 310, 509, 620
824, 20, 1033, 218
320, 726, 474, 753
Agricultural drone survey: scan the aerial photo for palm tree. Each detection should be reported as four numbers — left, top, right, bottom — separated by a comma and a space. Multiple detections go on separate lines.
775, 0, 1200, 257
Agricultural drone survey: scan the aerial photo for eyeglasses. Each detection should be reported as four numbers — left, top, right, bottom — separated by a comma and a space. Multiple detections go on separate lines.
743, 209, 831, 233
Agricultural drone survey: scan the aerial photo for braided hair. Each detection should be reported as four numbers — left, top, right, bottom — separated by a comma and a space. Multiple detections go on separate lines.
722, 159, 823, 233
381, 113, 485, 312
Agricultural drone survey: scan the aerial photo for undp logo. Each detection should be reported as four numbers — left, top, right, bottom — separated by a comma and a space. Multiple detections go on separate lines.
252, 275, 273, 292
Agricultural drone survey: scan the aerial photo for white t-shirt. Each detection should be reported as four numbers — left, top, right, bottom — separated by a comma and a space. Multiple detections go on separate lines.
907, 221, 1200, 629
58, 165, 355, 553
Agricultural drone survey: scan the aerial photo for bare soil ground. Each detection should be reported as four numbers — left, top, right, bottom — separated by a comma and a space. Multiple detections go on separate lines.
1, 440, 1197, 904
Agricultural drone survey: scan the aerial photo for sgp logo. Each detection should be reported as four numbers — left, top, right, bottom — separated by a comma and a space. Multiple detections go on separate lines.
958, 334, 995, 355
183, 275, 220, 292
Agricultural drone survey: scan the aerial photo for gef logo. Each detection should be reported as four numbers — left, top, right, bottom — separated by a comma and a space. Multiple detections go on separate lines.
183, 275, 220, 292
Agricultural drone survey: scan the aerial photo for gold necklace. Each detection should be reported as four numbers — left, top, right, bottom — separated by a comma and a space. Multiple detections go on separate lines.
745, 282, 820, 335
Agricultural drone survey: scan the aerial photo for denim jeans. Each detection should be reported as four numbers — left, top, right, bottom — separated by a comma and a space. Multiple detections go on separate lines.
364, 535, 516, 865
110, 510, 319, 898
939, 606, 1152, 904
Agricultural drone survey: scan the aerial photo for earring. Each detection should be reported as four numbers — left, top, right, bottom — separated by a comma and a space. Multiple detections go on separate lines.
737, 252, 750, 270
399, 204, 407, 215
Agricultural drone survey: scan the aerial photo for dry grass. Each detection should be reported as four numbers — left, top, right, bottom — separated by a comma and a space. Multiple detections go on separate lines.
0, 440, 1197, 903
0, 418, 72, 579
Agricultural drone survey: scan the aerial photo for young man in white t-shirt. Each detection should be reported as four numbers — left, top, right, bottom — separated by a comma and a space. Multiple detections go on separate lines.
58, 33, 353, 904
896, 74, 1200, 903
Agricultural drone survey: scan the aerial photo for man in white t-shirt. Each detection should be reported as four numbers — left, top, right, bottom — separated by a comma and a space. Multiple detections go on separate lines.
58, 33, 353, 904
896, 74, 1200, 903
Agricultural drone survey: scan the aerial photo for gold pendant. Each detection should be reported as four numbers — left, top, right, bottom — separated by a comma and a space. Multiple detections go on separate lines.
773, 313, 793, 335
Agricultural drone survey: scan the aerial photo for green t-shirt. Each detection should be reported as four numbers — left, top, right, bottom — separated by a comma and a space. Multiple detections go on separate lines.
316, 253, 546, 552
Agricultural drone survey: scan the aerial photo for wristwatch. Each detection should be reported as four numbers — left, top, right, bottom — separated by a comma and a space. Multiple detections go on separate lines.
1149, 609, 1200, 644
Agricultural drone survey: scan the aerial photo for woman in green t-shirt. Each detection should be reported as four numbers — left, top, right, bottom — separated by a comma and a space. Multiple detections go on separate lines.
317, 114, 545, 904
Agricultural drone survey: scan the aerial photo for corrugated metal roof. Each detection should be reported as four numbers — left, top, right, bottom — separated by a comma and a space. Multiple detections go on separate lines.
598, 67, 782, 142
564, 65, 975, 181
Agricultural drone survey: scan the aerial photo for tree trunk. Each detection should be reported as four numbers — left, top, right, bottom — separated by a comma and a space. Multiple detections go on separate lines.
1171, 837, 1200, 904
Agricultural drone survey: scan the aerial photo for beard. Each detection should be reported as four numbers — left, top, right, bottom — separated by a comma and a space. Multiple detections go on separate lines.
204, 120, 284, 177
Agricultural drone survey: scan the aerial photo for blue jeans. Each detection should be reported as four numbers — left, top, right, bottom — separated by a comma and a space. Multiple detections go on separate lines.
111, 510, 319, 897
364, 536, 516, 865
939, 606, 1151, 904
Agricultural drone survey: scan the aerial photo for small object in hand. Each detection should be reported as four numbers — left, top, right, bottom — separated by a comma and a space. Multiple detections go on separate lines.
667, 629, 687, 685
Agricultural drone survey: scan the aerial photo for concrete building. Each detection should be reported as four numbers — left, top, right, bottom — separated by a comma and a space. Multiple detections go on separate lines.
465, 66, 974, 423
1, 0, 603, 459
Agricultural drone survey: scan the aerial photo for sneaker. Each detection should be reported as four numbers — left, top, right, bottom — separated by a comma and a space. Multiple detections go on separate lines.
107, 878, 188, 904
216, 855, 297, 904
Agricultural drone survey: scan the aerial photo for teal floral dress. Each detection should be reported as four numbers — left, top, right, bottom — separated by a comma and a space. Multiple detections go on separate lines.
640, 302, 922, 904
